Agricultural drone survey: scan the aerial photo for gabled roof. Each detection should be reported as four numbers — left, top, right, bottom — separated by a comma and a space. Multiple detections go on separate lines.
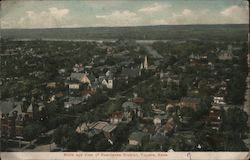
103, 124, 117, 133
70, 73, 90, 82
9, 104, 23, 117
132, 97, 144, 104
27, 103, 33, 112
93, 121, 109, 130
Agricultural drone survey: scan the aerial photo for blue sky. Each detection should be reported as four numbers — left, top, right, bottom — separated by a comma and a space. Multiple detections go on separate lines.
1, 0, 248, 28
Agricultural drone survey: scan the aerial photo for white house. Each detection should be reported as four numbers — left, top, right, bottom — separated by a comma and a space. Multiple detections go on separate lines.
101, 78, 113, 89
69, 83, 80, 90
213, 96, 226, 105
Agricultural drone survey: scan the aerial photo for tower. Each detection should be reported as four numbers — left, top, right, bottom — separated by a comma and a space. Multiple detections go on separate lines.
140, 63, 144, 69
144, 56, 148, 70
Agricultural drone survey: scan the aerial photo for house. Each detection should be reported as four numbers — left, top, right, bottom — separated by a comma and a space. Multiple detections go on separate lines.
166, 104, 174, 111
102, 124, 117, 139
76, 121, 117, 140
101, 77, 113, 89
48, 95, 56, 103
76, 121, 107, 138
213, 94, 226, 105
64, 97, 85, 109
153, 108, 166, 115
122, 101, 143, 117
70, 73, 91, 84
76, 122, 97, 134
58, 68, 66, 75
159, 71, 180, 85
180, 97, 201, 110
55, 92, 64, 99
163, 118, 175, 134
26, 103, 34, 119
105, 70, 113, 77
68, 83, 81, 90
90, 81, 100, 91
1, 101, 25, 138
128, 132, 149, 146
208, 105, 222, 130
73, 63, 84, 72
93, 121, 109, 131
46, 82, 57, 88
189, 53, 207, 60
109, 112, 124, 124
153, 115, 168, 126
81, 92, 92, 101
132, 97, 144, 105
218, 51, 233, 60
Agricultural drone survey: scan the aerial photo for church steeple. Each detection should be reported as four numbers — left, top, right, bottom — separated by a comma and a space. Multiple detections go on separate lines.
144, 56, 148, 70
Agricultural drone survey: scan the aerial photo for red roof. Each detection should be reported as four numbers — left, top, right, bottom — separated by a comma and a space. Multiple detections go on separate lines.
132, 97, 144, 104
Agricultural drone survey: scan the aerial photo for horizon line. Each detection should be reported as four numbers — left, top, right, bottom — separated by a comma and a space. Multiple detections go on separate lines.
1, 23, 248, 30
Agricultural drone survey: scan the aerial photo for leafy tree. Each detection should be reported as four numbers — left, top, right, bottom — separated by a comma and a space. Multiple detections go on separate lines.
223, 131, 248, 151
113, 123, 129, 150
95, 139, 111, 151
222, 107, 248, 134
67, 132, 80, 151
23, 123, 45, 142
179, 107, 194, 118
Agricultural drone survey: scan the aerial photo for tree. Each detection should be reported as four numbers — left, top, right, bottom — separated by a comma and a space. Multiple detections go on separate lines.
222, 107, 248, 134
23, 123, 45, 142
67, 132, 80, 151
95, 139, 111, 151
179, 107, 194, 118
226, 72, 247, 105
79, 134, 89, 151
113, 123, 129, 150
223, 131, 248, 151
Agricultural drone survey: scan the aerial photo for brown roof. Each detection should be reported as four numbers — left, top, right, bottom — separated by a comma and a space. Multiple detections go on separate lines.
132, 97, 145, 104
81, 90, 95, 96
110, 112, 124, 119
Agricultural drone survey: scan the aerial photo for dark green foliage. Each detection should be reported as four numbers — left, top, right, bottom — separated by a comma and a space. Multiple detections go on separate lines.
222, 107, 248, 133
23, 123, 45, 141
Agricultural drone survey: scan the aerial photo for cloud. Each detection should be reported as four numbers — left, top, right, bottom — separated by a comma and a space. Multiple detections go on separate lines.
96, 10, 140, 26
138, 2, 171, 13
221, 5, 248, 23
167, 9, 196, 24
1, 20, 14, 28
3, 7, 70, 28
49, 7, 69, 19
152, 8, 220, 25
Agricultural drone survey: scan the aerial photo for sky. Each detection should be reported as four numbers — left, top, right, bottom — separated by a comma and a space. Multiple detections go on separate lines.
0, 0, 249, 29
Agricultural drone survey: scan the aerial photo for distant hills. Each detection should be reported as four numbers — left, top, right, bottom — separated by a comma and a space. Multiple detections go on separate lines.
1, 24, 248, 41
